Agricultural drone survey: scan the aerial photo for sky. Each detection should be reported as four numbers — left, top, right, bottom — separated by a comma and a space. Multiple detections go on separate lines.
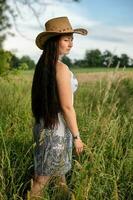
4, 0, 133, 62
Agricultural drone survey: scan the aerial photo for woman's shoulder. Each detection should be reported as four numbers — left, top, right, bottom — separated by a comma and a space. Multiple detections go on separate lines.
56, 61, 69, 73
56, 61, 71, 79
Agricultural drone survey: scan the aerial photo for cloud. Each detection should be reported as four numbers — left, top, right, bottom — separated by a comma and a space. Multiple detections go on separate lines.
117, 26, 133, 34
88, 24, 133, 45
90, 35, 125, 43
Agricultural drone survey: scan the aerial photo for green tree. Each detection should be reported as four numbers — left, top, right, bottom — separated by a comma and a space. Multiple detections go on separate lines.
85, 49, 102, 67
20, 55, 35, 69
10, 54, 20, 69
0, 49, 12, 74
18, 62, 28, 70
112, 55, 120, 68
0, 0, 14, 48
73, 59, 87, 68
120, 54, 129, 67
129, 58, 133, 67
61, 56, 73, 68
102, 50, 113, 67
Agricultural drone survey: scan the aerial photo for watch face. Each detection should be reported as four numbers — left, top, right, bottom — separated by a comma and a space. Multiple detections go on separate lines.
74, 136, 79, 139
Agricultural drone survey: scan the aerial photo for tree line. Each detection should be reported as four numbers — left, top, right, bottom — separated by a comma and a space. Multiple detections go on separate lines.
0, 48, 133, 75
0, 49, 35, 74
63, 49, 133, 68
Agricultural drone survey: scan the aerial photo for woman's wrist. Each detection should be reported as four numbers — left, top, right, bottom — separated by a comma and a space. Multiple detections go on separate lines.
73, 133, 80, 140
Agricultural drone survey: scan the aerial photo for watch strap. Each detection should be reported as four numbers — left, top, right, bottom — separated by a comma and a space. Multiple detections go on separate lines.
73, 135, 80, 140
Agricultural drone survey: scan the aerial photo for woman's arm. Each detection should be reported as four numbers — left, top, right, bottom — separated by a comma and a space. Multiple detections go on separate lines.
56, 62, 83, 154
56, 62, 78, 135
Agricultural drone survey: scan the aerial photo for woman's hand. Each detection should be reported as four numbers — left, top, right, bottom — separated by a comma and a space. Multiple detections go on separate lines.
74, 138, 84, 155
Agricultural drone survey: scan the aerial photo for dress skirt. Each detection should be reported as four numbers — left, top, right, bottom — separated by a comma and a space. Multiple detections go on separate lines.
33, 112, 73, 176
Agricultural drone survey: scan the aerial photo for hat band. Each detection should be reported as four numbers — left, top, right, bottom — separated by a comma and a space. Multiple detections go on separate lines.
47, 27, 73, 32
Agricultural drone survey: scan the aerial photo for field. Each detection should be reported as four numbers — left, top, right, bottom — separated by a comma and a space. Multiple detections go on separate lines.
10, 67, 133, 83
0, 68, 133, 200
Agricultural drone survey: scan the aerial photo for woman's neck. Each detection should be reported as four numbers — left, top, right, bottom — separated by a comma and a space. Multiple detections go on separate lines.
58, 54, 63, 61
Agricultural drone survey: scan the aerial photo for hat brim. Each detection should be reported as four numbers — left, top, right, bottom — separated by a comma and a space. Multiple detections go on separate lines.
35, 28, 88, 50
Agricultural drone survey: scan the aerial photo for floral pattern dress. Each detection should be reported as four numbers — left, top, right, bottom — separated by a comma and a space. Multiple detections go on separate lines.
33, 70, 78, 176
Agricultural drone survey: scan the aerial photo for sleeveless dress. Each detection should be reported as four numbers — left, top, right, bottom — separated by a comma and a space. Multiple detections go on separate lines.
33, 69, 78, 176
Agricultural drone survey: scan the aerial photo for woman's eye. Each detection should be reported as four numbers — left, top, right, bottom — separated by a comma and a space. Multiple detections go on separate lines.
64, 38, 73, 41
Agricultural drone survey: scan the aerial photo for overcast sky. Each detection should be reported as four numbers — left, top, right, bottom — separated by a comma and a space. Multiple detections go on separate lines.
4, 0, 133, 62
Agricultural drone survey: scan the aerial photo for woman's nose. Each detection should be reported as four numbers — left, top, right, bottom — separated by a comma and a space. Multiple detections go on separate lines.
69, 41, 73, 47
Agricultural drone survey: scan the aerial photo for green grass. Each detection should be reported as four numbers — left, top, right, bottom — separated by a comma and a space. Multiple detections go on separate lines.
71, 67, 133, 73
12, 67, 133, 77
0, 72, 133, 199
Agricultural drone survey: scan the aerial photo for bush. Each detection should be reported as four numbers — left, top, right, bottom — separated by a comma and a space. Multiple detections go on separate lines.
0, 49, 12, 74
18, 63, 29, 70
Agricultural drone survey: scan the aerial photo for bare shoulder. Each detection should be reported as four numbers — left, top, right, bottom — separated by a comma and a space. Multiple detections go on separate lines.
56, 61, 71, 78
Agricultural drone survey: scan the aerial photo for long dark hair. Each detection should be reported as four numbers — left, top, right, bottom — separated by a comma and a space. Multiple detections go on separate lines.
31, 35, 63, 129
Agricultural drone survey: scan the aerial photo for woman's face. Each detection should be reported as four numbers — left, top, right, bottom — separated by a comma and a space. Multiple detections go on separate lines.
58, 34, 73, 55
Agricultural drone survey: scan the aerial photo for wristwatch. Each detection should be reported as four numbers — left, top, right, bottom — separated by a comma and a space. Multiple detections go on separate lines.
73, 135, 80, 140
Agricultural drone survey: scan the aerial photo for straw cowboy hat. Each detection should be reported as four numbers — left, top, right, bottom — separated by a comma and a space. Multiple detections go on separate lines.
35, 16, 88, 50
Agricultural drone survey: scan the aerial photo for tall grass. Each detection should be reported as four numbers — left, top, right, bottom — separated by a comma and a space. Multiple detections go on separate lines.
0, 72, 133, 200
0, 76, 33, 200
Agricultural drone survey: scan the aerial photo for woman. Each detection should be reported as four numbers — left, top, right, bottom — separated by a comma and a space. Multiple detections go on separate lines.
30, 16, 88, 199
